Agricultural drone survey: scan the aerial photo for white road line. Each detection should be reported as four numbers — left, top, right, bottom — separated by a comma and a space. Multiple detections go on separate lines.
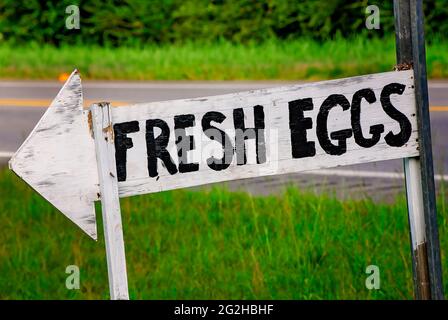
303, 168, 448, 181
0, 151, 14, 158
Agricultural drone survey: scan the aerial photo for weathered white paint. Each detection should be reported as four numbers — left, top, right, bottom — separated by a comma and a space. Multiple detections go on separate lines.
114, 70, 419, 197
91, 103, 129, 300
8, 70, 99, 239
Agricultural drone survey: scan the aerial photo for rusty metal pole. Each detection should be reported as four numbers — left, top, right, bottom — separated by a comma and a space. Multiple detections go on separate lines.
394, 0, 444, 300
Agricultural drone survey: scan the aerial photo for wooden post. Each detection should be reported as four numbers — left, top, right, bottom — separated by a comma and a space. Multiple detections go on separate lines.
394, 0, 444, 299
91, 102, 129, 300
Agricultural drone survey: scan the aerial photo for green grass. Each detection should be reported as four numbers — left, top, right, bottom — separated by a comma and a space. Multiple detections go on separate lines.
1, 37, 447, 81
0, 169, 447, 300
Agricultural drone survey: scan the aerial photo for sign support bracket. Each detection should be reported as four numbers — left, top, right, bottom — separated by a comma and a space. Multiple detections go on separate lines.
91, 102, 130, 300
394, 0, 444, 299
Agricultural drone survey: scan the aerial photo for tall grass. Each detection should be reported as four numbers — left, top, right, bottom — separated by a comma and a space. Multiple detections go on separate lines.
0, 37, 447, 80
0, 169, 447, 299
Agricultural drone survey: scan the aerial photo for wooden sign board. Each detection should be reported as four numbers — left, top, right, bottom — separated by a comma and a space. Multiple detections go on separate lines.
9, 69, 420, 299
113, 70, 418, 197
10, 70, 418, 238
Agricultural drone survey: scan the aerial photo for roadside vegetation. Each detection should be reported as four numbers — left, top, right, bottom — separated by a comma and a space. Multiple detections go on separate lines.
1, 37, 447, 81
1, 1, 447, 81
0, 168, 446, 299
2, 1, 447, 46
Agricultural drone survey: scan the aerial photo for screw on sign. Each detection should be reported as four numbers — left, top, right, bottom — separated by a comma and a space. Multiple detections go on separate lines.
8, 1, 443, 300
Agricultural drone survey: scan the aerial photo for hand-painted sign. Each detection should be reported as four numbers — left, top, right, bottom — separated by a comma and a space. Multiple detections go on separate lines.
9, 69, 419, 239
9, 70, 418, 239
113, 70, 417, 198
7, 0, 444, 301
8, 68, 428, 300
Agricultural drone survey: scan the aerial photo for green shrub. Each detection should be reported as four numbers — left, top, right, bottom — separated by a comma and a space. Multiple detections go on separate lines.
0, 0, 447, 46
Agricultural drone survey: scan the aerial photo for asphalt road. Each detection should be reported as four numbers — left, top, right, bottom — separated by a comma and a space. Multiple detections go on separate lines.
1, 80, 447, 200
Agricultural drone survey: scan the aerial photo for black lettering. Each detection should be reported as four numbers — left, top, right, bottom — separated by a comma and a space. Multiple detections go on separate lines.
380, 83, 412, 147
174, 114, 199, 173
202, 111, 234, 171
351, 88, 384, 148
113, 121, 140, 182
146, 119, 178, 177
233, 105, 266, 165
288, 98, 316, 158
317, 94, 353, 155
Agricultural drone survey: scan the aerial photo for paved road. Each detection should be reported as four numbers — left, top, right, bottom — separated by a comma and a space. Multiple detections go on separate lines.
1, 80, 447, 200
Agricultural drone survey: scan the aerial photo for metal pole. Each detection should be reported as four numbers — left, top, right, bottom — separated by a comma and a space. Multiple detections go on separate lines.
91, 102, 130, 300
394, 0, 444, 299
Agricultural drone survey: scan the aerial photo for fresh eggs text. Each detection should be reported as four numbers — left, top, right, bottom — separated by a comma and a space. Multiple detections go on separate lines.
113, 83, 412, 182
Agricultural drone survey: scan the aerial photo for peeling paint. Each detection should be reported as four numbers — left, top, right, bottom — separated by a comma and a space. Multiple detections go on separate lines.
87, 110, 94, 139
103, 124, 114, 142
394, 63, 413, 71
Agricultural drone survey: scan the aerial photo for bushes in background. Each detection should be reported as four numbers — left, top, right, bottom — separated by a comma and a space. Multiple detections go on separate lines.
0, 0, 447, 46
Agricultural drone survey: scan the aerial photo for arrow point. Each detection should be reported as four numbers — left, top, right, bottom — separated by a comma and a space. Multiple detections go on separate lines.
9, 70, 99, 240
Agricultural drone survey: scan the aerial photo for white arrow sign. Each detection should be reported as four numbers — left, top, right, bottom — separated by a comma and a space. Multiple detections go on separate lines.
9, 70, 99, 239
9, 69, 419, 299
9, 69, 420, 239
